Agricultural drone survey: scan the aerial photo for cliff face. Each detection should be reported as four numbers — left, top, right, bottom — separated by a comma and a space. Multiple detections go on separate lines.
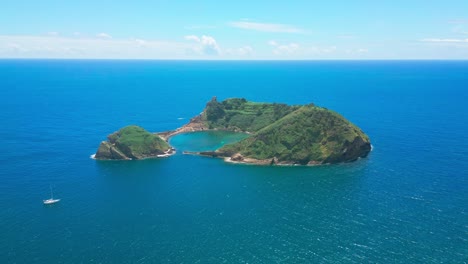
95, 125, 170, 160
95, 141, 130, 160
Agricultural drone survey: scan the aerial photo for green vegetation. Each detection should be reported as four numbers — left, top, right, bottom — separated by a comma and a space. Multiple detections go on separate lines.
203, 97, 301, 132
216, 103, 371, 165
95, 97, 371, 164
95, 125, 170, 160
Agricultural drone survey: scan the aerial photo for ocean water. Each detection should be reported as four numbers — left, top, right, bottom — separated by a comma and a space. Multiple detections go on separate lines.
169, 131, 250, 153
0, 60, 467, 263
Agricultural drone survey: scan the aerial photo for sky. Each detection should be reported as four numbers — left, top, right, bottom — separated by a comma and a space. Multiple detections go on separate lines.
1, 0, 468, 59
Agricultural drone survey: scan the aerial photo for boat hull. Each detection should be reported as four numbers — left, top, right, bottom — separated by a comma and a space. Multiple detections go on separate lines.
43, 199, 60, 205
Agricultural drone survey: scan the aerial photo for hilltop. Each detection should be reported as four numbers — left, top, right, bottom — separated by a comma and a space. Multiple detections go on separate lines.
158, 97, 301, 139
95, 125, 172, 160
217, 104, 371, 165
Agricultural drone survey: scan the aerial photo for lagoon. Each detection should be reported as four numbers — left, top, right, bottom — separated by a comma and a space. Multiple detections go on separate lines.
169, 131, 250, 153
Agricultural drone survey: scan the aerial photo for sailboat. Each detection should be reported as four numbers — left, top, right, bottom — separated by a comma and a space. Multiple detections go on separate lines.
43, 185, 60, 205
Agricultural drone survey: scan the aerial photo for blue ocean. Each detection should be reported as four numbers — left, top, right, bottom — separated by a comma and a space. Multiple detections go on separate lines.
0, 60, 467, 263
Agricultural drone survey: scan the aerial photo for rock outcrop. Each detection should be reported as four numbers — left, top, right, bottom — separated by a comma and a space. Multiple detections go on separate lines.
96, 141, 130, 160
231, 153, 244, 161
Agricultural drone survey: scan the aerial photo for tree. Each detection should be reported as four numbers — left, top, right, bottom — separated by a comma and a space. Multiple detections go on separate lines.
205, 100, 225, 121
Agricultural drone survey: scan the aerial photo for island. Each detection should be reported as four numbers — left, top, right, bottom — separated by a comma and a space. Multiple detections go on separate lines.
95, 97, 371, 165
95, 125, 174, 160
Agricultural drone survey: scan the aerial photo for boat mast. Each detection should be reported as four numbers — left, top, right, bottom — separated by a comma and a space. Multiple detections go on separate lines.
50, 185, 53, 199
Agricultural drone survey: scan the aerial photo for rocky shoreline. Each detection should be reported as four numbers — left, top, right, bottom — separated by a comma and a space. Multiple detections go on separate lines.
182, 150, 349, 166
157, 112, 251, 142
157, 113, 208, 141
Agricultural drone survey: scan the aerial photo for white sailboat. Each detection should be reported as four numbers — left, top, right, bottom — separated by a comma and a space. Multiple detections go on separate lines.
43, 185, 60, 205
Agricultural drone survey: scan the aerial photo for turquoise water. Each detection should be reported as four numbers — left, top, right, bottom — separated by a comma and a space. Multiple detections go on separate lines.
0, 60, 467, 263
170, 131, 249, 152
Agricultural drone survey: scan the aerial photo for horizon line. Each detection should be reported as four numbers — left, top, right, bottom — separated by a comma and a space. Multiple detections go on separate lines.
1, 58, 468, 62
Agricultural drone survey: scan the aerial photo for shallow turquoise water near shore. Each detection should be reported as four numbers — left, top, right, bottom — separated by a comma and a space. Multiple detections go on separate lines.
169, 131, 250, 152
0, 60, 467, 263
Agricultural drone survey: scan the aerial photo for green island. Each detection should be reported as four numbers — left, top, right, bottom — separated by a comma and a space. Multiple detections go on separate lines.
95, 97, 371, 165
95, 125, 173, 160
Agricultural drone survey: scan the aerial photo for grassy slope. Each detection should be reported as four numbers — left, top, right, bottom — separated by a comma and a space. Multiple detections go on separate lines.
219, 105, 370, 164
204, 98, 301, 132
109, 125, 169, 159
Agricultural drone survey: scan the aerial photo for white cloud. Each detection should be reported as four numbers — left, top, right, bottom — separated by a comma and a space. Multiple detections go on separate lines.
268, 40, 278, 46
0, 34, 379, 59
421, 38, 468, 43
199, 36, 220, 55
448, 19, 468, 24
322, 46, 337, 53
303, 45, 337, 55
238, 46, 254, 56
133, 38, 147, 47
96, 33, 112, 39
345, 48, 368, 55
225, 46, 254, 56
267, 41, 370, 58
0, 34, 258, 59
269, 40, 300, 55
0, 35, 189, 59
230, 21, 305, 34
184, 35, 221, 55
185, 35, 255, 57
184, 35, 200, 42
452, 25, 468, 35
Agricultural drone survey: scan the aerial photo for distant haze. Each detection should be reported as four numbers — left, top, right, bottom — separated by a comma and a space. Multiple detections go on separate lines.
1, 1, 468, 59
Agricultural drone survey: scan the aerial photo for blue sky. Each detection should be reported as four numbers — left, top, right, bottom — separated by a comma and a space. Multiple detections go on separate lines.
1, 0, 468, 59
